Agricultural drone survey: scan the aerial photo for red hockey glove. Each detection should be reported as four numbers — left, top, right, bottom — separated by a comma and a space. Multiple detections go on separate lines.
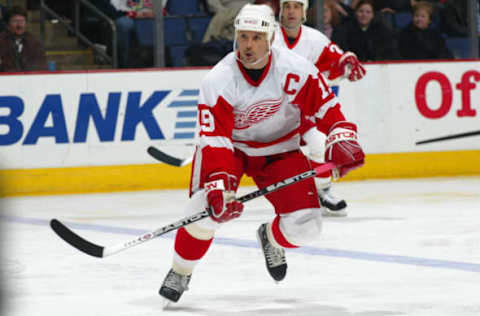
325, 121, 365, 179
205, 173, 243, 223
339, 52, 366, 82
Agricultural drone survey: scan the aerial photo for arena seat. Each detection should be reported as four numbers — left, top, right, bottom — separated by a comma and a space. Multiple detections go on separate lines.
446, 37, 471, 59
134, 17, 188, 47
394, 12, 412, 29
188, 16, 212, 43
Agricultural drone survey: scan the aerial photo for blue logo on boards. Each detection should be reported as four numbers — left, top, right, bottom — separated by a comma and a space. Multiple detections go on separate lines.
0, 89, 199, 146
168, 89, 198, 140
0, 86, 339, 146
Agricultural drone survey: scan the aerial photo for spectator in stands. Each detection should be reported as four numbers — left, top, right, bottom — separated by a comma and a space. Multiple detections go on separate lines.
307, 0, 345, 33
109, 0, 155, 68
439, 0, 468, 37
186, 0, 253, 66
397, 1, 452, 60
0, 6, 48, 72
202, 0, 254, 43
332, 0, 400, 61
323, 0, 343, 38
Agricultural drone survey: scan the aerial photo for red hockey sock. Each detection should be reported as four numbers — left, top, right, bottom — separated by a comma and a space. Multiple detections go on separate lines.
271, 216, 299, 249
174, 227, 213, 261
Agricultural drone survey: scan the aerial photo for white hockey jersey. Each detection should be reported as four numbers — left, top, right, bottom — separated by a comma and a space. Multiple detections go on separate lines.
193, 46, 341, 188
272, 24, 346, 80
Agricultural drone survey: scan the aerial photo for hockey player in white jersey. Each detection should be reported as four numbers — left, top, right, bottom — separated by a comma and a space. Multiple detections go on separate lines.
273, 0, 367, 217
159, 4, 364, 304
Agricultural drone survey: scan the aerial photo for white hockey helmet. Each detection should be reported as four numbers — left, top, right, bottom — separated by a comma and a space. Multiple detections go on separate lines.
234, 4, 276, 44
280, 0, 309, 23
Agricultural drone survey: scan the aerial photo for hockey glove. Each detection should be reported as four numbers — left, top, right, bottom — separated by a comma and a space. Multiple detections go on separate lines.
205, 173, 244, 223
325, 121, 365, 179
339, 52, 366, 82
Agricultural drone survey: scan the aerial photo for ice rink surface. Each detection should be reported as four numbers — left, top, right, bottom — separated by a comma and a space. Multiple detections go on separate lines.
1, 176, 479, 316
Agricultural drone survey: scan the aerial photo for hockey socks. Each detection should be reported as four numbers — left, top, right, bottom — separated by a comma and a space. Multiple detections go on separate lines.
172, 226, 214, 275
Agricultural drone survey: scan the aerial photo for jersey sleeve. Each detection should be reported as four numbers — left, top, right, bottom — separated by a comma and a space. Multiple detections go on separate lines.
314, 42, 345, 81
293, 69, 345, 134
196, 75, 236, 187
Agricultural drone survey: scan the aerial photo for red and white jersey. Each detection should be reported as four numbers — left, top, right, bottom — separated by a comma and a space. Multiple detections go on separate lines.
272, 24, 345, 80
192, 46, 341, 192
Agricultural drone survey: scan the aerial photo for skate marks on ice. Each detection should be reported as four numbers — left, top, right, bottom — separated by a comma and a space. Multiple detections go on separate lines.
3, 214, 480, 273
132, 295, 403, 316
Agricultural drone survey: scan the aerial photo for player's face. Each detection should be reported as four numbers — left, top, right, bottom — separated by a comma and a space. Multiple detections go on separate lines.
413, 8, 431, 30
237, 30, 269, 69
355, 3, 374, 28
281, 2, 303, 29
7, 14, 27, 37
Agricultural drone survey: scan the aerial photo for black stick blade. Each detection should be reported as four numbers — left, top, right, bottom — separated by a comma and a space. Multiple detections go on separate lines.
147, 146, 184, 167
50, 219, 104, 258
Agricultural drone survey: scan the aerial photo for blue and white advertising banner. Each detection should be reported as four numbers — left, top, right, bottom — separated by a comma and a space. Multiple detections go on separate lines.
1, 60, 479, 170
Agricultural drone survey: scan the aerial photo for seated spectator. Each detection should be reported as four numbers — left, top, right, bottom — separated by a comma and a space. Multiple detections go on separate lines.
307, 0, 344, 34
397, 1, 453, 60
332, 0, 400, 61
109, 0, 156, 68
323, 0, 342, 38
186, 0, 253, 66
202, 0, 253, 43
0, 6, 48, 72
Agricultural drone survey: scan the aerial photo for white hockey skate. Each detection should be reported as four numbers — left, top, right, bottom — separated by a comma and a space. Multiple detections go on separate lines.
257, 223, 287, 282
318, 185, 348, 217
159, 268, 191, 307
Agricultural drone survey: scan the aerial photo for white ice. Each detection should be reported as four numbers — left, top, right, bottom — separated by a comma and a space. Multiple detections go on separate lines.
1, 176, 480, 316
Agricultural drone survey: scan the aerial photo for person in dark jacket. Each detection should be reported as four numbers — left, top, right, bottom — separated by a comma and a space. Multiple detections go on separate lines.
397, 1, 453, 60
332, 0, 400, 61
0, 4, 6, 32
0, 6, 48, 72
439, 0, 468, 37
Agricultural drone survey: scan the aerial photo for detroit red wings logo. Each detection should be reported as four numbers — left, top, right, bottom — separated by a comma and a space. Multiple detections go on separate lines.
234, 97, 283, 129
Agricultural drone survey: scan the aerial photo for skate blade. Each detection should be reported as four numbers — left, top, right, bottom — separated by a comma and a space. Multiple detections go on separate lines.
321, 209, 347, 217
162, 298, 173, 310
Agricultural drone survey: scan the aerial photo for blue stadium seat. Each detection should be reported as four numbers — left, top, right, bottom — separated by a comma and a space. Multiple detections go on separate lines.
164, 17, 188, 45
188, 16, 212, 43
134, 19, 154, 46
394, 12, 412, 29
446, 37, 471, 59
168, 45, 189, 67
134, 17, 188, 47
166, 0, 200, 14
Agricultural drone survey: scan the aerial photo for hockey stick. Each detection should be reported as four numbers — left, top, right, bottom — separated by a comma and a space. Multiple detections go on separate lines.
50, 162, 335, 258
147, 146, 193, 167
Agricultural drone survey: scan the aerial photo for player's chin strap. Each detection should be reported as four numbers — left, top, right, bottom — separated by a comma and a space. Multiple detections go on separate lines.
233, 40, 272, 68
